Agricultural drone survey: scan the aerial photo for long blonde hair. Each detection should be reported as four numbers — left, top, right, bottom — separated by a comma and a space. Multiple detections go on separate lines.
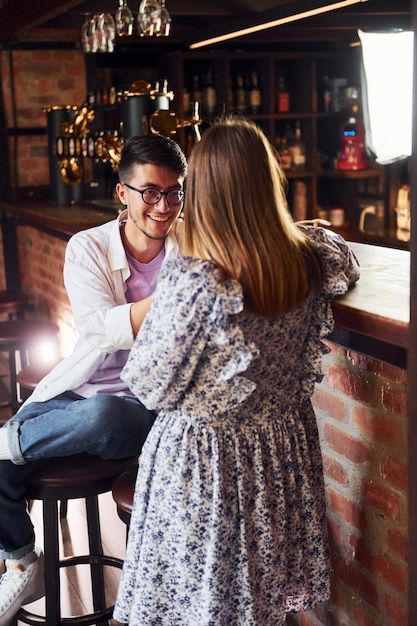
184, 117, 322, 317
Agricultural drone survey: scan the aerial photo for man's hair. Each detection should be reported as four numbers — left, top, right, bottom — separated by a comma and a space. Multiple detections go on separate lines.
118, 134, 188, 182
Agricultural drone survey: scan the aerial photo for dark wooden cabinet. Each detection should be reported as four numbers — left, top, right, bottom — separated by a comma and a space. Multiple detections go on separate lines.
89, 45, 406, 247
163, 49, 391, 240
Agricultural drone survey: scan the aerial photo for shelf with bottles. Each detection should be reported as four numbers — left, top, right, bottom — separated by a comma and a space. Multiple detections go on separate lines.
316, 48, 362, 115
316, 166, 385, 231
273, 57, 314, 116
227, 57, 269, 116
274, 118, 312, 175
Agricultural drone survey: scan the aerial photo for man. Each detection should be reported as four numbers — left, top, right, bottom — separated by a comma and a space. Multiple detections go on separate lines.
0, 134, 188, 624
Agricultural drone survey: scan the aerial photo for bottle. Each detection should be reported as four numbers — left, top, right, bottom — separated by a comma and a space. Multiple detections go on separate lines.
289, 121, 306, 171
292, 180, 307, 221
235, 72, 247, 113
227, 78, 234, 113
321, 75, 331, 113
182, 86, 191, 116
203, 68, 216, 116
249, 70, 262, 114
279, 135, 292, 171
191, 75, 203, 108
277, 76, 290, 113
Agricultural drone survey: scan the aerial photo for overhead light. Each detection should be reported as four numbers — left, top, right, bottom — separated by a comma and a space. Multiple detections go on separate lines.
189, 0, 368, 50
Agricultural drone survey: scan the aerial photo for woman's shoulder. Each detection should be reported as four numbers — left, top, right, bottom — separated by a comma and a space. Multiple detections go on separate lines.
158, 255, 244, 316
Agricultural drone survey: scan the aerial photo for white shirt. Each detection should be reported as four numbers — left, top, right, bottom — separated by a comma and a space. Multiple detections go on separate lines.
21, 210, 182, 406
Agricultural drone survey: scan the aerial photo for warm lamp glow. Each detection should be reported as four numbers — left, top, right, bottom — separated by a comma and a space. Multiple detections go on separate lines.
190, 0, 369, 50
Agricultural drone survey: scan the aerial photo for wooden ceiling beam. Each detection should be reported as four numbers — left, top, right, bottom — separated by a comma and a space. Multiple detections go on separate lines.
0, 0, 85, 40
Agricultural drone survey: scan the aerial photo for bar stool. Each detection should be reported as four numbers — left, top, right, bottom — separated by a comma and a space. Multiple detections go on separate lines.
0, 291, 30, 411
0, 319, 59, 411
16, 360, 60, 404
112, 465, 138, 530
15, 453, 138, 625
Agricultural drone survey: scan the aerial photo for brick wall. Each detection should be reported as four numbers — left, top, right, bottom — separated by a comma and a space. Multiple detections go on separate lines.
15, 226, 77, 357
289, 342, 408, 626
0, 32, 87, 189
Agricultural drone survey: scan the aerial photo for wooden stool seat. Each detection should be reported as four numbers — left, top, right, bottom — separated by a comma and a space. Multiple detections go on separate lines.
16, 361, 57, 391
16, 453, 138, 625
0, 320, 59, 347
112, 465, 138, 528
16, 360, 60, 403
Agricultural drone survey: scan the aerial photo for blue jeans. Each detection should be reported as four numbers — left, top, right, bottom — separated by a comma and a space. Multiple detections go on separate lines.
0, 392, 156, 560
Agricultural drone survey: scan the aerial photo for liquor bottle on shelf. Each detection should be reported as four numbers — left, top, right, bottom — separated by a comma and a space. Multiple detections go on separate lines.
234, 72, 247, 113
279, 135, 292, 171
203, 68, 216, 116
182, 86, 191, 116
192, 75, 203, 108
227, 79, 234, 113
292, 180, 307, 221
288, 121, 306, 171
249, 70, 262, 114
277, 76, 290, 113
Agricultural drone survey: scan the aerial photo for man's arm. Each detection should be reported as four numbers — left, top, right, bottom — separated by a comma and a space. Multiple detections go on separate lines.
130, 296, 152, 337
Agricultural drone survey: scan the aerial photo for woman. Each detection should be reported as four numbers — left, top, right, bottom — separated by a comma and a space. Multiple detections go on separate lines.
113, 118, 360, 625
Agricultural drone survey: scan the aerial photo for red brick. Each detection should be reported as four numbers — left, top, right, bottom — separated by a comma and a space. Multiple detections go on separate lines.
323, 423, 372, 464
328, 489, 361, 527
347, 350, 407, 384
326, 364, 374, 404
385, 592, 408, 626
387, 528, 408, 562
312, 387, 346, 421
351, 597, 380, 626
327, 517, 343, 546
322, 454, 349, 486
362, 479, 401, 520
380, 456, 407, 491
381, 385, 407, 417
331, 552, 379, 607
371, 554, 407, 593
352, 405, 400, 446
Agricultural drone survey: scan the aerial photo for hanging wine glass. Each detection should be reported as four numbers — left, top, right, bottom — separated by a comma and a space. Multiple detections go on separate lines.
156, 0, 171, 37
96, 13, 116, 53
81, 13, 98, 53
137, 0, 161, 37
81, 14, 91, 53
115, 0, 133, 37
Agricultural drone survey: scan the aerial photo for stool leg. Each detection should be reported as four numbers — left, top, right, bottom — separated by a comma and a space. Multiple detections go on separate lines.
43, 498, 61, 624
8, 349, 19, 411
85, 495, 108, 624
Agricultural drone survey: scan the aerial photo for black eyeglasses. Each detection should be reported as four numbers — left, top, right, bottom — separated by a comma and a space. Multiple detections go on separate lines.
123, 183, 185, 206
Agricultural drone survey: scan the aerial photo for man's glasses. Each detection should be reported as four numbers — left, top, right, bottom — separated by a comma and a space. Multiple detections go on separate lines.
123, 183, 185, 206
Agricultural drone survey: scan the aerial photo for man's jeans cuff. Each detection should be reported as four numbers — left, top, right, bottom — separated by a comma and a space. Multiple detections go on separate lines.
6, 420, 26, 465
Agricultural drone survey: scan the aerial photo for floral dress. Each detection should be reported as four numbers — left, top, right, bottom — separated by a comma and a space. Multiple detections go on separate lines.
113, 226, 360, 626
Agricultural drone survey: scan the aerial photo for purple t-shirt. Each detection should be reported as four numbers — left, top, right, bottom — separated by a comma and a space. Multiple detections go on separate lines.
72, 244, 166, 398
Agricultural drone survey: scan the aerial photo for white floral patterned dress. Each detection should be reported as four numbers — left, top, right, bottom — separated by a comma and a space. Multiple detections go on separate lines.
113, 226, 360, 626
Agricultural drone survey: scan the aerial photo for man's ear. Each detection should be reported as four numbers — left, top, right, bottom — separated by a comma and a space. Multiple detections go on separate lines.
116, 182, 127, 206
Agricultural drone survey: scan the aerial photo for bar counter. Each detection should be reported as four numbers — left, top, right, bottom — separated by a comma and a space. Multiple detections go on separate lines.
0, 201, 409, 368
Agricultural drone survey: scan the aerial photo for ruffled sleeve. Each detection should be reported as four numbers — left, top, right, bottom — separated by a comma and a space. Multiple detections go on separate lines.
296, 226, 360, 396
121, 256, 258, 412
298, 225, 360, 298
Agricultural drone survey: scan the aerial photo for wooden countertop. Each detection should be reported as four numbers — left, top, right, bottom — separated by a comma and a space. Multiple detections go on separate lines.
332, 242, 409, 350
0, 202, 410, 352
0, 200, 122, 239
